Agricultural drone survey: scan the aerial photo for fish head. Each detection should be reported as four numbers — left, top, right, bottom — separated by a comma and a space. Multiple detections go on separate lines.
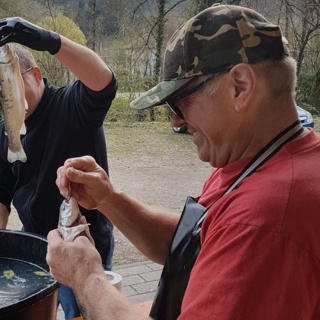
59, 196, 81, 227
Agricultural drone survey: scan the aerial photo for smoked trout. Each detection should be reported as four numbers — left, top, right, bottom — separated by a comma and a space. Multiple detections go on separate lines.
0, 44, 28, 163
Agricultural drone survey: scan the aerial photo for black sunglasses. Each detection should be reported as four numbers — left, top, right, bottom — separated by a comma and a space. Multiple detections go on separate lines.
166, 69, 231, 119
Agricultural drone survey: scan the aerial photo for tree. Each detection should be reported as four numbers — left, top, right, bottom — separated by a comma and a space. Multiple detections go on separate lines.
0, 0, 47, 20
147, 0, 167, 121
124, 0, 188, 121
89, 0, 97, 51
280, 0, 320, 112
288, 0, 320, 77
34, 13, 86, 86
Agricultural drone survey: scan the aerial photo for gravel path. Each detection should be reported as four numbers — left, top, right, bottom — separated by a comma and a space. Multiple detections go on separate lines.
7, 122, 213, 266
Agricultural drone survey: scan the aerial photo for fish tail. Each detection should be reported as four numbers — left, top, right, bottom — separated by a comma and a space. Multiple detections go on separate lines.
20, 122, 26, 135
24, 99, 28, 111
7, 148, 27, 163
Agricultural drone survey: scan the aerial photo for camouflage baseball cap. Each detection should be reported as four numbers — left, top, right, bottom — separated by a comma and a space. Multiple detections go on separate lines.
130, 4, 288, 110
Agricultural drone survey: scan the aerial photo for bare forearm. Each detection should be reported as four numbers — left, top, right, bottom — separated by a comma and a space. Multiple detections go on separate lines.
54, 36, 113, 91
99, 190, 179, 264
75, 273, 149, 320
56, 157, 179, 264
46, 232, 151, 320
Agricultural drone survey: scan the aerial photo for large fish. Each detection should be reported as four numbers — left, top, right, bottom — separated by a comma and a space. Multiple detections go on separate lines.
58, 196, 89, 241
0, 43, 28, 163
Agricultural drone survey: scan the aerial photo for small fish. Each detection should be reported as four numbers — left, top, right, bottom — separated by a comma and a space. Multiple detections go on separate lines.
0, 43, 28, 163
58, 196, 89, 241
59, 196, 81, 228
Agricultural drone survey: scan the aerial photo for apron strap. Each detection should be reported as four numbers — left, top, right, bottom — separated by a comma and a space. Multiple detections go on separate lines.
196, 120, 303, 227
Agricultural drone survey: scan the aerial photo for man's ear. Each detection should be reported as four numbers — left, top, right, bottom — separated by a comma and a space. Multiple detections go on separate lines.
230, 64, 255, 112
33, 66, 43, 84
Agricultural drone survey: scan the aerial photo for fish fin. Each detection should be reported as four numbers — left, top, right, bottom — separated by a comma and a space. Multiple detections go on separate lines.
59, 224, 90, 241
7, 148, 27, 163
20, 122, 26, 135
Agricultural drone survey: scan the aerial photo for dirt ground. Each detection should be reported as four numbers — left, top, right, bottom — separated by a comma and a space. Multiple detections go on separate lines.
7, 122, 213, 267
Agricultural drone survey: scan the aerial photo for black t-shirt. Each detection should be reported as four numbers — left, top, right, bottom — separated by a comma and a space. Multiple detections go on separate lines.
0, 76, 117, 259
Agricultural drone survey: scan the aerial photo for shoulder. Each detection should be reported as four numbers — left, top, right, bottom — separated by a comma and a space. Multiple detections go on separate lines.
78, 71, 117, 99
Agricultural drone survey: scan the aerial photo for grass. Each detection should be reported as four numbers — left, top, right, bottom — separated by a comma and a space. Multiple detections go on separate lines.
313, 117, 320, 133
103, 121, 195, 158
102, 115, 320, 165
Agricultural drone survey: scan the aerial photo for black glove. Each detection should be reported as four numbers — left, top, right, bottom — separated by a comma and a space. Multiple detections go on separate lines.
0, 17, 61, 55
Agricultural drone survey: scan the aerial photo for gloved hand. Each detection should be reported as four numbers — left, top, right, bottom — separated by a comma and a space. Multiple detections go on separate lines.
0, 17, 61, 55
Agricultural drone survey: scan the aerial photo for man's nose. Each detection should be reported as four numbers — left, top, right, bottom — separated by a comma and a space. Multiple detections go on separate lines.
171, 112, 186, 127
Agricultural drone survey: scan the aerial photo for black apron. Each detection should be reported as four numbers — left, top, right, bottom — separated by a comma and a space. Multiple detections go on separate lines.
149, 196, 206, 319
150, 121, 303, 320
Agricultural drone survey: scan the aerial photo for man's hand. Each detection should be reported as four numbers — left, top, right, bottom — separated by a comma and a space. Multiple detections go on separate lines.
56, 156, 114, 211
0, 17, 61, 54
46, 229, 103, 289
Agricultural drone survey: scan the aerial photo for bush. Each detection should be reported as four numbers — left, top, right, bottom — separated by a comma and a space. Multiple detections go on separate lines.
296, 73, 318, 115
106, 96, 170, 123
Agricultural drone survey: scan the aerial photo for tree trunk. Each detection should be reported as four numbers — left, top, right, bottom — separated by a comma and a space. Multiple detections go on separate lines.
149, 0, 166, 122
90, 0, 96, 52
311, 69, 320, 114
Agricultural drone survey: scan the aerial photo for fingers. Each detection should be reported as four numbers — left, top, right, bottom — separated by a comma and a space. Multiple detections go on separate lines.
0, 19, 16, 44
56, 163, 82, 198
0, 25, 13, 46
47, 228, 63, 244
56, 166, 71, 198
56, 167, 85, 199
46, 229, 96, 287
0, 19, 9, 29
46, 229, 63, 268
56, 156, 97, 198
0, 35, 10, 46
78, 215, 95, 244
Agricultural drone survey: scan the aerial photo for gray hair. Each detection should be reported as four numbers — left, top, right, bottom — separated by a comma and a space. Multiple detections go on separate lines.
10, 43, 37, 70
202, 56, 297, 101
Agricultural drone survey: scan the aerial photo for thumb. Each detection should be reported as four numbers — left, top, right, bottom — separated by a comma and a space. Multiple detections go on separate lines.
66, 167, 85, 183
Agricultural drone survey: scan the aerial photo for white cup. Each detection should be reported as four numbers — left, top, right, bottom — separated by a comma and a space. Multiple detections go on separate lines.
105, 270, 122, 292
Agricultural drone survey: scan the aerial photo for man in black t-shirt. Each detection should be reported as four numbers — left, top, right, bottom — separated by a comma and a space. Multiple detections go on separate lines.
0, 17, 116, 319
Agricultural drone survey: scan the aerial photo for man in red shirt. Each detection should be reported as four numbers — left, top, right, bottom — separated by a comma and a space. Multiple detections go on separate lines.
47, 4, 320, 319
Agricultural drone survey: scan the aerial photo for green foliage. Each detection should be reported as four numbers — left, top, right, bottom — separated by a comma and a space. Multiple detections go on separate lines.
296, 72, 318, 114
313, 116, 320, 133
0, 0, 46, 20
106, 97, 169, 123
186, 0, 241, 17
310, 69, 320, 113
106, 97, 142, 123
32, 13, 87, 87
41, 13, 86, 45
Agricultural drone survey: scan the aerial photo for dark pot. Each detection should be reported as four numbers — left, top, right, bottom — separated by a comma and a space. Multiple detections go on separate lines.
0, 230, 59, 320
